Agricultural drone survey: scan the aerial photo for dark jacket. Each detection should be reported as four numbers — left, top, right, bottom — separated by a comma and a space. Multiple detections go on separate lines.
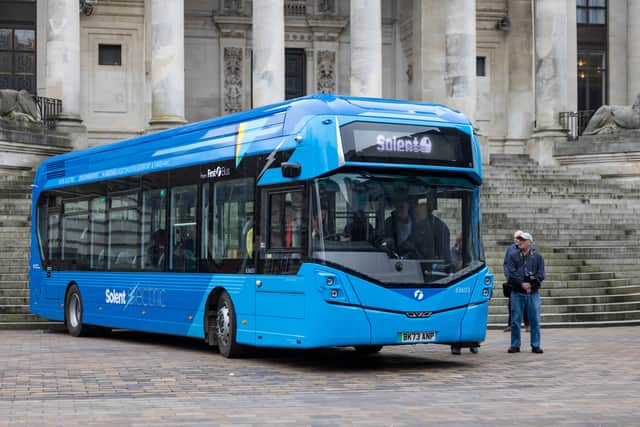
503, 243, 519, 280
411, 215, 451, 262
505, 247, 545, 294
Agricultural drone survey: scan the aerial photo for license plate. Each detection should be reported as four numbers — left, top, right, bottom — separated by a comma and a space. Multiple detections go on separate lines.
398, 331, 436, 343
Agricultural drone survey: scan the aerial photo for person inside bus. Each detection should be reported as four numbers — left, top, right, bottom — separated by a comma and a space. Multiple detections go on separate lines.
381, 195, 414, 254
411, 198, 450, 264
450, 232, 464, 272
311, 206, 328, 240
284, 202, 302, 248
342, 209, 374, 242
147, 229, 167, 269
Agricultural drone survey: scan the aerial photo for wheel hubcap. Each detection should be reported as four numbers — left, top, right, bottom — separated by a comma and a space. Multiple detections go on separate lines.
216, 303, 231, 348
68, 293, 80, 328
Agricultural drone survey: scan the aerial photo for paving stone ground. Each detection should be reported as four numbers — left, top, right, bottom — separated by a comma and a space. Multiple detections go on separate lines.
0, 326, 639, 426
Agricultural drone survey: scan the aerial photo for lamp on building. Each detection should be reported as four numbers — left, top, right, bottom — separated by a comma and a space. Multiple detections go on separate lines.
80, 0, 94, 16
495, 16, 511, 32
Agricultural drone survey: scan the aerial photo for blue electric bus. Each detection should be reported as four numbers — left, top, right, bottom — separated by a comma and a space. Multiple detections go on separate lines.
29, 94, 493, 357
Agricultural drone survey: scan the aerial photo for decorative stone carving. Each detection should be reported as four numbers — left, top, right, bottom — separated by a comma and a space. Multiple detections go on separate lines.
0, 89, 41, 123
316, 50, 336, 94
583, 93, 640, 135
317, 0, 335, 15
223, 47, 243, 114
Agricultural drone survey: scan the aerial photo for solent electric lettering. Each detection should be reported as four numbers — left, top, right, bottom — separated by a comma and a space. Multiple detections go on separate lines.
376, 134, 432, 154
105, 287, 167, 308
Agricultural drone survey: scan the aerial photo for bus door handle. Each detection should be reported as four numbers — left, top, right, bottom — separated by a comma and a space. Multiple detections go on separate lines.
46, 266, 52, 278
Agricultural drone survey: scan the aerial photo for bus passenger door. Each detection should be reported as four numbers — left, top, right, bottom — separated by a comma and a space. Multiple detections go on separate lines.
255, 186, 307, 346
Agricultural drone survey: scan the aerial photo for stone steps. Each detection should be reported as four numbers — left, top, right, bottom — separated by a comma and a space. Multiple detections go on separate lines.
492, 292, 640, 307
0, 288, 29, 297
0, 168, 35, 328
490, 300, 640, 315
0, 296, 29, 305
490, 310, 640, 324
0, 280, 29, 290
0, 312, 46, 322
483, 157, 640, 327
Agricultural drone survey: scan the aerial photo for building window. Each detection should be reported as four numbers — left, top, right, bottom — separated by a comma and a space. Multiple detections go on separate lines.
577, 0, 607, 111
0, 0, 36, 92
285, 48, 306, 100
476, 57, 486, 77
577, 0, 606, 25
98, 44, 122, 66
578, 51, 606, 112
0, 28, 36, 92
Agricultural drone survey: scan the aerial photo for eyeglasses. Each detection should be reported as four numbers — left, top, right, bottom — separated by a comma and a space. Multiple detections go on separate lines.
515, 237, 525, 241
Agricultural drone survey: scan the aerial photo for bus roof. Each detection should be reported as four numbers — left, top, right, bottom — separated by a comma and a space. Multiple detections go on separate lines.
35, 94, 478, 189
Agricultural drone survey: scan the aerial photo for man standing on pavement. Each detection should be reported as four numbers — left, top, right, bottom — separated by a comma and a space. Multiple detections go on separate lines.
505, 232, 545, 354
503, 230, 529, 332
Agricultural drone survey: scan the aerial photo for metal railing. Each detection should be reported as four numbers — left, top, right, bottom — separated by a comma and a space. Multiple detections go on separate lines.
559, 110, 595, 140
33, 95, 62, 130
285, 0, 306, 16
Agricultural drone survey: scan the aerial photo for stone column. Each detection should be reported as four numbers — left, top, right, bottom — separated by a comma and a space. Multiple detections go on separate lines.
149, 0, 186, 130
506, 0, 534, 146
412, 0, 446, 104
534, 0, 569, 131
628, 0, 640, 103
252, 0, 284, 107
350, 0, 382, 98
46, 0, 84, 135
566, 0, 577, 112
444, 0, 476, 123
530, 0, 570, 166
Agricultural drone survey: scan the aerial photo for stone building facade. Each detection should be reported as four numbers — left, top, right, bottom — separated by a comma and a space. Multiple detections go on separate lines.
2, 0, 639, 166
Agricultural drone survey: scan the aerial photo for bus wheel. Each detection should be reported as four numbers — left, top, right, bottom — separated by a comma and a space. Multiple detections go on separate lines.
354, 345, 383, 354
65, 284, 88, 337
216, 292, 242, 358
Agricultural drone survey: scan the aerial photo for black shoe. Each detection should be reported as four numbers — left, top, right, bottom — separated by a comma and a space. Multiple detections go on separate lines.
503, 326, 511, 332
507, 346, 520, 353
532, 347, 544, 354
451, 346, 461, 355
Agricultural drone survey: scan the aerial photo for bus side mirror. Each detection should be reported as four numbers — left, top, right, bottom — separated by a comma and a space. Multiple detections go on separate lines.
281, 162, 301, 178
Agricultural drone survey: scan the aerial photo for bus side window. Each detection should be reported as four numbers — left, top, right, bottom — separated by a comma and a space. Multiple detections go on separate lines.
263, 188, 305, 274
212, 178, 254, 273
170, 185, 197, 273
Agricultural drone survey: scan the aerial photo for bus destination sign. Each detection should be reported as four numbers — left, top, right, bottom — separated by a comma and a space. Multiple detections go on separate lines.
340, 121, 473, 168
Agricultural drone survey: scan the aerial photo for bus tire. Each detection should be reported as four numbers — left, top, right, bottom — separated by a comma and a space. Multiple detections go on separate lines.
65, 284, 88, 337
354, 345, 383, 354
216, 292, 242, 358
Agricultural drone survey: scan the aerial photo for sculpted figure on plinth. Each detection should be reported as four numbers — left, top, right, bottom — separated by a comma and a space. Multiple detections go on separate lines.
583, 93, 640, 135
0, 89, 41, 123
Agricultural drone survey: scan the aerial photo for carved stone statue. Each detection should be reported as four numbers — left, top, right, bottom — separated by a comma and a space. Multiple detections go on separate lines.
0, 89, 41, 123
582, 93, 640, 135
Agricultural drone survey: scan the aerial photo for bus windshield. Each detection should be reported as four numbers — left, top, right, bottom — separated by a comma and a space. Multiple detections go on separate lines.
310, 172, 483, 287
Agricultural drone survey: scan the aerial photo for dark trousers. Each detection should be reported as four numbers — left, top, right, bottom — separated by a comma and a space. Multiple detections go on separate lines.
507, 294, 529, 326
